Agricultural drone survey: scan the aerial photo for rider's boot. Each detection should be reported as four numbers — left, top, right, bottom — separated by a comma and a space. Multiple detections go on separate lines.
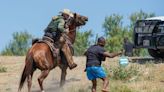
61, 43, 77, 70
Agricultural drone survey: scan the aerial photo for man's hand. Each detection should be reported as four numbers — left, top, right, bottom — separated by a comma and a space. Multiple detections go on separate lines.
65, 24, 69, 29
118, 51, 123, 55
63, 28, 69, 34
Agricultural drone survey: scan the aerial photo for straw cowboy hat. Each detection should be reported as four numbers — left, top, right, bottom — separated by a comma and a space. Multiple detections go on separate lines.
60, 9, 74, 17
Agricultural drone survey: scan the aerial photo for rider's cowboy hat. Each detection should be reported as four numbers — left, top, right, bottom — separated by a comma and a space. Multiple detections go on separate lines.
60, 9, 74, 17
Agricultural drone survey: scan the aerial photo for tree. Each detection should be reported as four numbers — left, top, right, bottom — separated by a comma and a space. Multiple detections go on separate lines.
103, 14, 123, 37
73, 30, 93, 56
1, 31, 32, 56
102, 11, 155, 56
103, 14, 128, 52
129, 10, 155, 56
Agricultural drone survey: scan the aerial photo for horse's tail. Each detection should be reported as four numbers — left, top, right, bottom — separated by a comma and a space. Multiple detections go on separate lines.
18, 54, 34, 92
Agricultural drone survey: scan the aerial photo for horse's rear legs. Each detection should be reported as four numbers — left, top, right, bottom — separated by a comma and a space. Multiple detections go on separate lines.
27, 75, 32, 92
27, 70, 35, 92
38, 70, 50, 92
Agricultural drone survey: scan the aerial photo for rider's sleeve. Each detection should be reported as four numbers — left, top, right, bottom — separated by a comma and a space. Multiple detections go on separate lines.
58, 19, 65, 32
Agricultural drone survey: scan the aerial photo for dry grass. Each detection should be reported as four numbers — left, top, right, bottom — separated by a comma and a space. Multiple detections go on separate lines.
0, 56, 164, 92
102, 58, 164, 92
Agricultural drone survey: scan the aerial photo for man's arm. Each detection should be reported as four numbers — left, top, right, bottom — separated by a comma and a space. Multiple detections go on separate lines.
103, 51, 122, 58
58, 19, 66, 32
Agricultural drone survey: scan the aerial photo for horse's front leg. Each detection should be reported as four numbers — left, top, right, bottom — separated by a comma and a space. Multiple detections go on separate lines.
60, 65, 68, 87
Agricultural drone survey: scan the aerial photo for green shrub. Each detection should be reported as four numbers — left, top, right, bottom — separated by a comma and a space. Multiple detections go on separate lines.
111, 65, 140, 81
145, 61, 155, 67
1, 31, 32, 56
0, 66, 7, 73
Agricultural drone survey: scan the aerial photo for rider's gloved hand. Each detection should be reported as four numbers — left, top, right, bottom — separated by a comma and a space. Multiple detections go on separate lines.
63, 28, 69, 34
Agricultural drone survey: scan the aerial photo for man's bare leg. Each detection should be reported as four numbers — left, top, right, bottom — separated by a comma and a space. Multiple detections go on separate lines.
101, 77, 109, 92
91, 79, 97, 92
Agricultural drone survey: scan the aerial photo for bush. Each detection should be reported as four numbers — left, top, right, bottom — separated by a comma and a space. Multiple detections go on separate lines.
110, 65, 140, 81
0, 66, 7, 73
1, 31, 32, 56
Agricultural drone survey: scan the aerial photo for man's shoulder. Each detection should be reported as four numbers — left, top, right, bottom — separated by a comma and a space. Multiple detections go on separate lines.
52, 15, 64, 20
88, 45, 104, 51
96, 45, 104, 50
87, 45, 96, 51
88, 45, 97, 48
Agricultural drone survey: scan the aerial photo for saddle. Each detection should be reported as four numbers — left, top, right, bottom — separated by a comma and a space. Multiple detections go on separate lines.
32, 36, 59, 59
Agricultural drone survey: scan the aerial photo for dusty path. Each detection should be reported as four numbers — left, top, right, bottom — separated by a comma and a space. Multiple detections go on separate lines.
0, 56, 90, 92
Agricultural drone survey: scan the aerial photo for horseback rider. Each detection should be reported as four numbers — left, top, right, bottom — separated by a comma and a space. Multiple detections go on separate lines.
44, 9, 77, 69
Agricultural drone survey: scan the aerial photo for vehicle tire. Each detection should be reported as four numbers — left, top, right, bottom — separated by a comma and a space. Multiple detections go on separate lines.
158, 50, 164, 58
148, 49, 163, 58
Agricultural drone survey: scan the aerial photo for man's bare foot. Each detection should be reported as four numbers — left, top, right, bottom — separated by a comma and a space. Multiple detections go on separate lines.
102, 89, 109, 92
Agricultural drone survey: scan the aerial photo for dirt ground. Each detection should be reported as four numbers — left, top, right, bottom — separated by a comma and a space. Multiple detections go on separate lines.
0, 56, 91, 92
0, 56, 164, 92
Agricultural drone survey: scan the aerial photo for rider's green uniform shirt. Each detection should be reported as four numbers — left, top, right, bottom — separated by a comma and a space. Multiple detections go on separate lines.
47, 15, 65, 32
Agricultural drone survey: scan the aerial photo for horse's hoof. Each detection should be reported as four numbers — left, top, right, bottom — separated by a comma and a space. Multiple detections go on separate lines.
102, 89, 109, 92
41, 90, 45, 92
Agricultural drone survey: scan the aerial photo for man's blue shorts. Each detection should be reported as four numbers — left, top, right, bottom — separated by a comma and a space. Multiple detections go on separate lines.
86, 66, 107, 80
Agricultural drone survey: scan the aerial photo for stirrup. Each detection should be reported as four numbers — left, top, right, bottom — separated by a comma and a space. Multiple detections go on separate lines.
69, 63, 77, 70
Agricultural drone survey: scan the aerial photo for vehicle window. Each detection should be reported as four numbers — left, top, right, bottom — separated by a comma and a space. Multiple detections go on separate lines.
135, 20, 159, 33
157, 22, 164, 33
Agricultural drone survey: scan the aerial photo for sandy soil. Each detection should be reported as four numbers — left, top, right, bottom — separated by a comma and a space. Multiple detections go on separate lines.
0, 56, 164, 92
0, 56, 91, 92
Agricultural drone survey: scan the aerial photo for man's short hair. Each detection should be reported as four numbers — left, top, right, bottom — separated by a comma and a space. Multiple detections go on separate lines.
124, 37, 129, 42
98, 37, 105, 43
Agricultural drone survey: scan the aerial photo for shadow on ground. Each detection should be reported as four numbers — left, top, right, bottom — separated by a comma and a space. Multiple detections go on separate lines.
130, 57, 164, 64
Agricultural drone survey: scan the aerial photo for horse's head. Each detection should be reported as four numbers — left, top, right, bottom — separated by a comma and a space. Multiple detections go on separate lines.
67, 13, 88, 43
74, 13, 88, 26
68, 13, 88, 28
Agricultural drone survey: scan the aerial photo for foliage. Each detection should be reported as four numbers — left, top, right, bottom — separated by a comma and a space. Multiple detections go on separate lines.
102, 10, 155, 56
1, 10, 156, 56
103, 14, 129, 52
129, 10, 155, 56
103, 14, 123, 37
129, 10, 155, 30
110, 66, 140, 81
0, 65, 7, 73
73, 30, 93, 56
1, 31, 32, 56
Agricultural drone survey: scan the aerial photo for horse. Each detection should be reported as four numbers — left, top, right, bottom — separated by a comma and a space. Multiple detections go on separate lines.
18, 13, 88, 92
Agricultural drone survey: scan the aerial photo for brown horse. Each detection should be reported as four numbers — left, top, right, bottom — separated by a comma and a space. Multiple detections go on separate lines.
18, 13, 88, 92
